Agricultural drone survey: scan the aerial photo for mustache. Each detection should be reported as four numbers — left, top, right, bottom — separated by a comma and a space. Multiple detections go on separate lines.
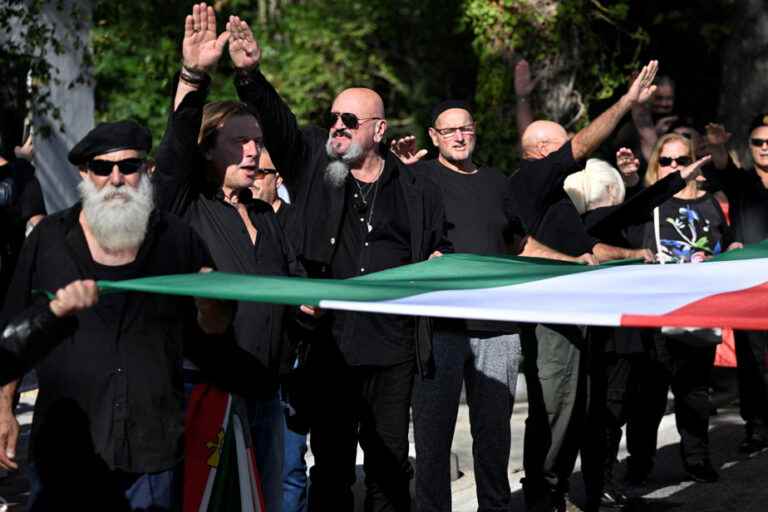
332, 129, 352, 138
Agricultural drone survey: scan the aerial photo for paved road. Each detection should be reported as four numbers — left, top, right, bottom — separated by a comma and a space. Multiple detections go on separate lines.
4, 370, 767, 511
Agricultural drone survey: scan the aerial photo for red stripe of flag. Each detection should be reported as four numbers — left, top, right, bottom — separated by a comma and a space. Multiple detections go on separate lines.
621, 281, 768, 330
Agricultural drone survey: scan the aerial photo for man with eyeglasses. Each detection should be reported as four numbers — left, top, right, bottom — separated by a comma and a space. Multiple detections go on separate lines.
702, 114, 768, 455
215, 12, 451, 512
389, 100, 595, 512
0, 120, 271, 510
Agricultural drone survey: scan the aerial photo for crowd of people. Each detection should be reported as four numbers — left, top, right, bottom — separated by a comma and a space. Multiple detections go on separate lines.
1, 3, 767, 511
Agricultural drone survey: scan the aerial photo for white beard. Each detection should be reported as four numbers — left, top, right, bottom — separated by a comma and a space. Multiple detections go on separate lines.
79, 173, 154, 252
324, 138, 364, 188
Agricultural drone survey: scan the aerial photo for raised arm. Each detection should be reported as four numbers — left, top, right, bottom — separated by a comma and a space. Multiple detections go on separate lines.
227, 16, 309, 191
514, 59, 537, 145
571, 61, 659, 161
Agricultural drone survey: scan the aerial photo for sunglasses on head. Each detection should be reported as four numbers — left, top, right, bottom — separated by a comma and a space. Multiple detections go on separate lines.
658, 156, 692, 167
325, 112, 381, 130
87, 158, 146, 176
750, 138, 768, 148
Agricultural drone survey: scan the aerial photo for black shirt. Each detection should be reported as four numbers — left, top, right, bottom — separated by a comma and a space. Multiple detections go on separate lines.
331, 163, 414, 365
0, 159, 46, 307
704, 162, 768, 245
413, 159, 524, 333
154, 82, 304, 376
509, 141, 597, 256
0, 206, 271, 473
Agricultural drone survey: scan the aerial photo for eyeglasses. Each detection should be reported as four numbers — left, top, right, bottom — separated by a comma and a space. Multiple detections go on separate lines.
750, 138, 768, 148
325, 112, 382, 130
87, 158, 146, 176
658, 156, 692, 167
255, 168, 277, 176
434, 124, 476, 138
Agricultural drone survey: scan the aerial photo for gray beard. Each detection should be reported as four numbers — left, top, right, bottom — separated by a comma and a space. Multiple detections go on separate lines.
324, 138, 364, 188
79, 173, 154, 252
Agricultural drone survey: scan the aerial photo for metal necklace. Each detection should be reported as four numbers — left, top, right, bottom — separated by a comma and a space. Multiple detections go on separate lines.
353, 159, 384, 233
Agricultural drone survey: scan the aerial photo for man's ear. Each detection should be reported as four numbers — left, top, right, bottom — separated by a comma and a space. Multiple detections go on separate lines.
373, 119, 388, 143
78, 167, 88, 180
428, 127, 440, 148
276, 173, 283, 187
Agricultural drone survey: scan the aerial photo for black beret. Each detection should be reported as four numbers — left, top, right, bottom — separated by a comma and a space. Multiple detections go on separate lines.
430, 100, 473, 127
749, 113, 768, 133
68, 120, 152, 166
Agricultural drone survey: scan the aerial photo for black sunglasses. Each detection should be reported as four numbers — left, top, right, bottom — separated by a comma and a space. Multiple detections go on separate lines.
325, 112, 381, 130
87, 158, 146, 176
658, 156, 692, 167
750, 138, 768, 148
255, 167, 277, 175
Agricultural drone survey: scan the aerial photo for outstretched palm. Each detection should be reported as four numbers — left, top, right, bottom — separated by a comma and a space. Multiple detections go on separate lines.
183, 3, 228, 73
625, 60, 659, 106
227, 16, 261, 71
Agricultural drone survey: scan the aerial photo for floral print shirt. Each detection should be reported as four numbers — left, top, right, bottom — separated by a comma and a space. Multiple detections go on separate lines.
654, 194, 730, 263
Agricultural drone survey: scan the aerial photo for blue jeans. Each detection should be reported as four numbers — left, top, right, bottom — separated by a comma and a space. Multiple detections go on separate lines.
26, 463, 176, 511
282, 418, 308, 512
248, 391, 285, 512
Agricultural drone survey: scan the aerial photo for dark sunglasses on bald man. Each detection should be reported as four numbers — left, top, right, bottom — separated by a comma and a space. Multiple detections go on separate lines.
658, 156, 692, 167
87, 158, 147, 176
325, 112, 382, 130
750, 138, 768, 148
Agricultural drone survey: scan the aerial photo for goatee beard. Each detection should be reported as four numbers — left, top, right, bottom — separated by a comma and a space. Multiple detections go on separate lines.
324, 137, 364, 188
79, 173, 154, 253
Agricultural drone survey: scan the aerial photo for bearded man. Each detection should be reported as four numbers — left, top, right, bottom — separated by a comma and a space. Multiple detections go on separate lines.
209, 13, 451, 512
0, 121, 271, 511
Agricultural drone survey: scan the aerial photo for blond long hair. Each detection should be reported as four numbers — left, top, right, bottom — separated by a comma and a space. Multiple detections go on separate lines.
645, 133, 695, 187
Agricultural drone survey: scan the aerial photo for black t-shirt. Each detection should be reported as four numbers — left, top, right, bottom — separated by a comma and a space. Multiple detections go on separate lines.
330, 164, 415, 366
413, 159, 524, 333
509, 141, 597, 256
646, 193, 731, 263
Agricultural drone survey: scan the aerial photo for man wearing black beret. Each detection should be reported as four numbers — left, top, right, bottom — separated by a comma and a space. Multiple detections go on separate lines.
0, 120, 272, 510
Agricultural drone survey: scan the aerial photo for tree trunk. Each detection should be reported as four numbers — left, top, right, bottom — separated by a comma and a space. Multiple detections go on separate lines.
718, 0, 768, 166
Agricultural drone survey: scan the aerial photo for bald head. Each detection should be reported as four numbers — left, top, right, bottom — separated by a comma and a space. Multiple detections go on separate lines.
332, 88, 385, 119
521, 120, 569, 159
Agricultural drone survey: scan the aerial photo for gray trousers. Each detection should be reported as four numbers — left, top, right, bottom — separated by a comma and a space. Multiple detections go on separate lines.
413, 330, 521, 512
521, 324, 588, 503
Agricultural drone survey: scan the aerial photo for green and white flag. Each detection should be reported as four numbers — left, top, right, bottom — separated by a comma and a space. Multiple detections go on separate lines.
98, 241, 768, 330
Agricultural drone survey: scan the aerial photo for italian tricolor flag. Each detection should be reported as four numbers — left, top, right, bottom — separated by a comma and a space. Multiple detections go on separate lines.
99, 240, 768, 331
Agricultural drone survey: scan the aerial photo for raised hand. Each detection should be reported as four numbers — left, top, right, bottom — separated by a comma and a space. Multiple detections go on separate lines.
624, 60, 659, 106
654, 115, 678, 135
227, 16, 261, 71
679, 154, 712, 181
705, 123, 732, 147
514, 59, 540, 98
616, 147, 640, 176
183, 3, 229, 73
390, 136, 427, 165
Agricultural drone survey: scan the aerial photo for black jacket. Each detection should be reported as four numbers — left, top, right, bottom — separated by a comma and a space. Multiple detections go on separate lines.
0, 205, 274, 473
234, 69, 452, 377
154, 76, 305, 376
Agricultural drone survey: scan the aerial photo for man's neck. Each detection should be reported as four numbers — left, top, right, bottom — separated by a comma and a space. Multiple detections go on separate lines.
438, 154, 477, 174
79, 211, 139, 266
272, 198, 283, 213
350, 151, 384, 183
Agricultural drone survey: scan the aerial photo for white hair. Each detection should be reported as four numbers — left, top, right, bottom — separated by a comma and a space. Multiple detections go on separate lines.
324, 138, 364, 188
563, 158, 626, 214
79, 172, 154, 252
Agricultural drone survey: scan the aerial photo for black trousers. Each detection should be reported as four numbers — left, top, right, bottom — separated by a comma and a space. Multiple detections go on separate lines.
628, 335, 716, 468
305, 339, 414, 512
735, 330, 768, 436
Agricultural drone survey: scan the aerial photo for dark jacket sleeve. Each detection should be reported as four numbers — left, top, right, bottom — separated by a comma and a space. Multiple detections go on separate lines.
233, 69, 313, 193
585, 172, 686, 240
153, 74, 210, 216
701, 158, 746, 196
0, 301, 77, 386
422, 177, 453, 256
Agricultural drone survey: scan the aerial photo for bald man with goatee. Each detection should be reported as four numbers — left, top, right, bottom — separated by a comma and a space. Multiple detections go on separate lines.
227, 15, 450, 511
511, 61, 660, 512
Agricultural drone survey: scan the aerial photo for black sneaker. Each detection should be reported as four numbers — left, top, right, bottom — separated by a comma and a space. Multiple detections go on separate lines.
599, 487, 628, 509
623, 465, 650, 487
738, 433, 768, 455
684, 460, 719, 483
